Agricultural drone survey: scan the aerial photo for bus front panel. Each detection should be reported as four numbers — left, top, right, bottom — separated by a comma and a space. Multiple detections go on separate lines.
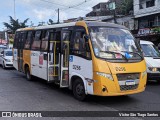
92, 58, 147, 96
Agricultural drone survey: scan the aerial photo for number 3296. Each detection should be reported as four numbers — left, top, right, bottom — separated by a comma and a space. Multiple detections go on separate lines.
116, 67, 126, 71
73, 65, 81, 70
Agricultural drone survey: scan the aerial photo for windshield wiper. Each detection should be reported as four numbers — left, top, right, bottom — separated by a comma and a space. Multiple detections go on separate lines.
144, 55, 152, 57
121, 51, 143, 59
100, 51, 128, 61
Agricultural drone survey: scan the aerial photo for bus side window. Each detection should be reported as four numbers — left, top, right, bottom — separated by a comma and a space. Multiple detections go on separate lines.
31, 31, 41, 50
41, 30, 49, 51
14, 32, 19, 48
17, 33, 22, 49
21, 32, 27, 49
55, 31, 61, 53
72, 30, 91, 59
24, 31, 33, 49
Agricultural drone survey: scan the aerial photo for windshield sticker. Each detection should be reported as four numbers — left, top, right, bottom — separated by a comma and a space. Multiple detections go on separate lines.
94, 48, 99, 56
125, 52, 131, 59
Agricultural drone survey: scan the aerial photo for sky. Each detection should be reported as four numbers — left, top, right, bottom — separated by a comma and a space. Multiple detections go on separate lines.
0, 0, 108, 31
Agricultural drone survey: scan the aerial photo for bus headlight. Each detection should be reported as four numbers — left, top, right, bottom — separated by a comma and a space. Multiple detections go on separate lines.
142, 70, 147, 79
96, 72, 113, 81
148, 67, 157, 72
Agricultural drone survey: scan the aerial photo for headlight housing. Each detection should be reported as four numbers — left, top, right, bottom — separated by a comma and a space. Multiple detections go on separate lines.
5, 59, 11, 62
96, 72, 113, 81
148, 67, 157, 72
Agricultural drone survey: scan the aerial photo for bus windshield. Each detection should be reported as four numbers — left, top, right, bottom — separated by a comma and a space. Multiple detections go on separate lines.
141, 44, 160, 57
90, 27, 142, 61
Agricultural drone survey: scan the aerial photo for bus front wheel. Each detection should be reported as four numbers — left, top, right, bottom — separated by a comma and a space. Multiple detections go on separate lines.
73, 78, 86, 101
25, 67, 32, 81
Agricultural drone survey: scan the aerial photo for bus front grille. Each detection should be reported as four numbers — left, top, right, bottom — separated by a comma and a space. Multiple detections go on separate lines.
116, 73, 140, 81
120, 84, 138, 91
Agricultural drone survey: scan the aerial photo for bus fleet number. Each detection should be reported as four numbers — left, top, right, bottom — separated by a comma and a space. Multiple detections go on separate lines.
115, 67, 126, 71
73, 65, 81, 70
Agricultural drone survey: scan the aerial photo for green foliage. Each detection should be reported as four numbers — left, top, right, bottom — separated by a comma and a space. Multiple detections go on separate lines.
9, 38, 14, 44
3, 16, 29, 33
116, 0, 133, 15
152, 27, 160, 33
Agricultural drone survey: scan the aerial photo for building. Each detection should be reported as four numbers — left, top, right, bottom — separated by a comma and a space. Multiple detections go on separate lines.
133, 0, 160, 45
103, 15, 135, 30
86, 2, 111, 17
84, 0, 135, 31
64, 0, 135, 30
86, 0, 123, 17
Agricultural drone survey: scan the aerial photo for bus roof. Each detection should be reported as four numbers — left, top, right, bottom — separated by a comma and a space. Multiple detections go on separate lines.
16, 27, 35, 32
35, 22, 76, 30
85, 21, 127, 29
16, 21, 128, 31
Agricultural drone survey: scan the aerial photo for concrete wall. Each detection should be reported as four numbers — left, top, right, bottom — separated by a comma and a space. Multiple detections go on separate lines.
134, 0, 160, 18
105, 16, 135, 30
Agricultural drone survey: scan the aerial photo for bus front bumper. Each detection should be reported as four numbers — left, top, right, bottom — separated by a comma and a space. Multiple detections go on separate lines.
98, 87, 146, 96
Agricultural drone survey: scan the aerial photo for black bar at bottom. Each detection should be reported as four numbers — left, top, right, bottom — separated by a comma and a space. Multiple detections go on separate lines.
0, 111, 160, 117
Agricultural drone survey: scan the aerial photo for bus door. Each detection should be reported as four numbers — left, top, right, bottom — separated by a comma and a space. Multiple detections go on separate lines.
18, 32, 26, 72
60, 30, 71, 87
48, 32, 61, 82
38, 30, 50, 80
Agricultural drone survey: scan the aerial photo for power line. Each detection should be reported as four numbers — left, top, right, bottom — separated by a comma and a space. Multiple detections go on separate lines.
39, 0, 69, 7
39, 0, 92, 11
38, 0, 93, 23
68, 0, 92, 9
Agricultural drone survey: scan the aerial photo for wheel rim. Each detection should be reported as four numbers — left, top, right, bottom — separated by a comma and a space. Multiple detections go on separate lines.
76, 83, 84, 96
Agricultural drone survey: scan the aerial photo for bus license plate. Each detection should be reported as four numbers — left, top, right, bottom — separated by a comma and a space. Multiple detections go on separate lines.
125, 80, 135, 86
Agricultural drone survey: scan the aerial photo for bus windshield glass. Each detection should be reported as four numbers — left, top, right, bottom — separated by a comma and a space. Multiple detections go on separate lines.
141, 44, 160, 57
90, 27, 142, 61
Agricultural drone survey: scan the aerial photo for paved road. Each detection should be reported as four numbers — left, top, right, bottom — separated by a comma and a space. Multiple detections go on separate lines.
0, 67, 160, 120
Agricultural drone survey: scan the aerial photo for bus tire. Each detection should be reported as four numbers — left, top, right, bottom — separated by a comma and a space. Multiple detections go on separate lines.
73, 78, 86, 101
25, 67, 32, 81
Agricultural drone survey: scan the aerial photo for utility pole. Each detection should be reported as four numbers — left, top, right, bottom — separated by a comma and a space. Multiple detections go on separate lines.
14, 0, 16, 20
113, 0, 117, 24
109, 0, 117, 24
57, 8, 60, 24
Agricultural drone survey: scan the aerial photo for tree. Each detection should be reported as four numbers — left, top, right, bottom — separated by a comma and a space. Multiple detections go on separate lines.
3, 16, 29, 33
116, 0, 133, 15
